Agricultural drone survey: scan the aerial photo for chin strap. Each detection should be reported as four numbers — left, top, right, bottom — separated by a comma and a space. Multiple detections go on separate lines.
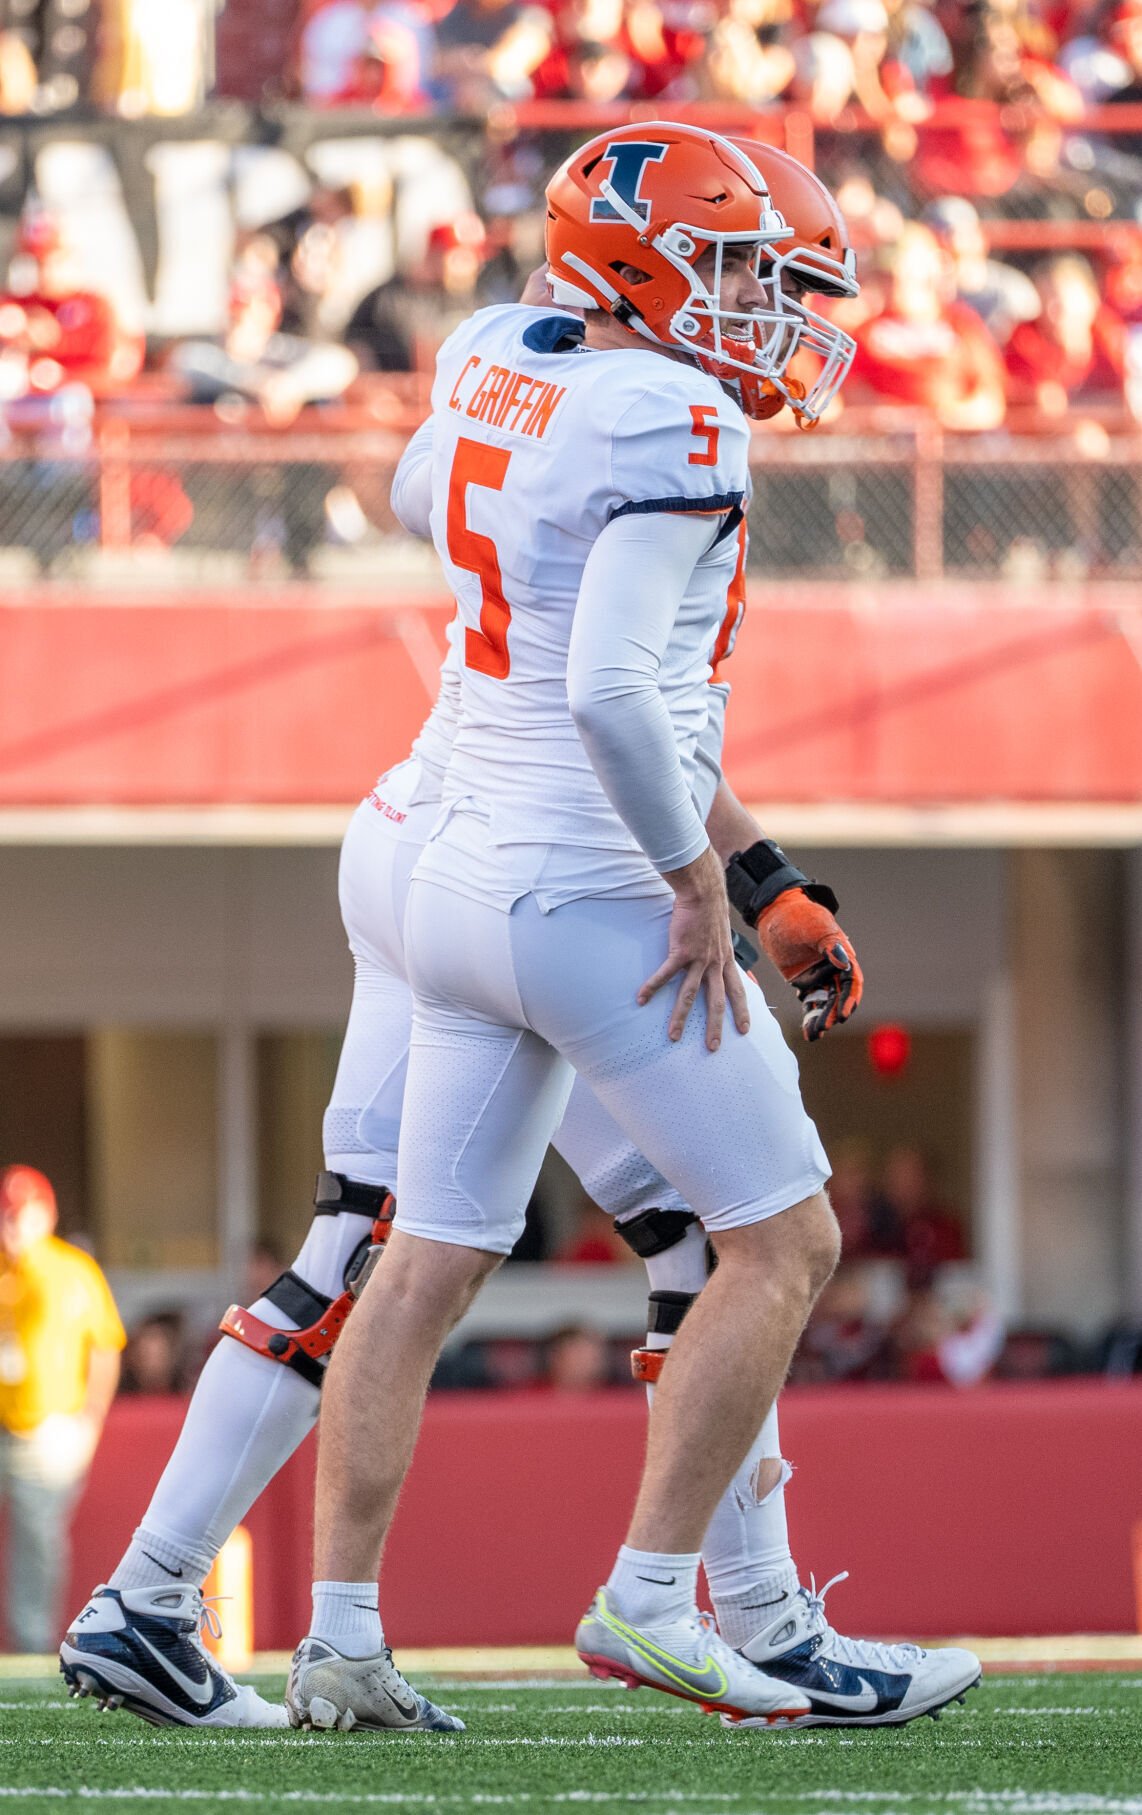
218, 1179, 395, 1388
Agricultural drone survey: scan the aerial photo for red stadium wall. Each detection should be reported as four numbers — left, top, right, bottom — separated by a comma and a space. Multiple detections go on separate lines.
2, 587, 1141, 808
37, 1382, 1142, 1650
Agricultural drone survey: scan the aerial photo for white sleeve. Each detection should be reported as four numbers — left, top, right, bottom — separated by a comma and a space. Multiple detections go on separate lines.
692, 682, 729, 825
566, 511, 715, 875
390, 417, 435, 539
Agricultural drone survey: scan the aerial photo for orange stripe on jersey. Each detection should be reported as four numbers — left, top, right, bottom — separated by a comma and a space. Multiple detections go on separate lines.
710, 520, 748, 683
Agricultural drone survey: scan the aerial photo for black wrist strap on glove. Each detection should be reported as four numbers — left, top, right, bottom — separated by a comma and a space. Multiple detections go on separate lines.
725, 838, 839, 928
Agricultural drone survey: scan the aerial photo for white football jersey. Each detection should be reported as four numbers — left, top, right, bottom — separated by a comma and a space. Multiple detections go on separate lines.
417, 303, 748, 902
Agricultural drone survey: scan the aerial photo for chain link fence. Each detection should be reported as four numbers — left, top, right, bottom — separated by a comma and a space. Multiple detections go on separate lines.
1, 418, 1140, 585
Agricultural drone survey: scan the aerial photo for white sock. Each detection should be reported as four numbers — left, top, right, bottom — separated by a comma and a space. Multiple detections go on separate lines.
703, 1403, 800, 1649
310, 1581, 383, 1658
108, 1213, 374, 1592
111, 1526, 215, 1592
606, 1545, 699, 1628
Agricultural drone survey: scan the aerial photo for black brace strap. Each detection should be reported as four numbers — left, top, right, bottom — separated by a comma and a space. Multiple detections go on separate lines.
648, 1289, 696, 1337
313, 1170, 393, 1218
615, 1207, 699, 1260
264, 1269, 333, 1327
725, 838, 839, 930
258, 1271, 334, 1386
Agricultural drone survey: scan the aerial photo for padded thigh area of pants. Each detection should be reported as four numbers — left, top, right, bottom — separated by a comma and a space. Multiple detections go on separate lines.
509, 893, 830, 1230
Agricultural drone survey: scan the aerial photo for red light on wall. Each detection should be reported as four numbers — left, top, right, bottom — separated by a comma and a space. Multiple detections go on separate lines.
867, 1023, 911, 1077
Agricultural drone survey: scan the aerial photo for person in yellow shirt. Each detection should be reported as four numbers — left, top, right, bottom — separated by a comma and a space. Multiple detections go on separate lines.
0, 1166, 125, 1654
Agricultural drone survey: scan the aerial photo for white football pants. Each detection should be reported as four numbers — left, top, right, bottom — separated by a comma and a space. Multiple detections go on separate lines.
397, 867, 829, 1255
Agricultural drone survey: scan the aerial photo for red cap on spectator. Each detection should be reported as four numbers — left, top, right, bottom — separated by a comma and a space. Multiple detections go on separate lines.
428, 212, 487, 256
0, 1165, 57, 1217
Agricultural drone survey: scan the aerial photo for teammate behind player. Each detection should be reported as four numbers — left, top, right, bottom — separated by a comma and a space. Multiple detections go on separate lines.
284, 122, 884, 1731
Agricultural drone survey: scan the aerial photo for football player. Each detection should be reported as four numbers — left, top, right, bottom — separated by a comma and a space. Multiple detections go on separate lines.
62, 136, 976, 1735
279, 123, 979, 1733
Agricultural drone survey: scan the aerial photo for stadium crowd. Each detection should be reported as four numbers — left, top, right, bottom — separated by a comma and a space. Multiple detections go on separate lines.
5, 1, 1142, 123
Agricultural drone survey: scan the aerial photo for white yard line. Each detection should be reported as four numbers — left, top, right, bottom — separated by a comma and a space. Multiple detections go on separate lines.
0, 1792, 1141, 1813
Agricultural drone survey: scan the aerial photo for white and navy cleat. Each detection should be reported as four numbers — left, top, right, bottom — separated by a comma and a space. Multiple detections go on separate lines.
576, 1588, 810, 1726
60, 1584, 288, 1728
286, 1636, 464, 1733
723, 1572, 982, 1728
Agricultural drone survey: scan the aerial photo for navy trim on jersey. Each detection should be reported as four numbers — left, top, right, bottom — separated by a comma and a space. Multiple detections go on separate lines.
713, 503, 745, 544
521, 315, 587, 356
609, 491, 744, 523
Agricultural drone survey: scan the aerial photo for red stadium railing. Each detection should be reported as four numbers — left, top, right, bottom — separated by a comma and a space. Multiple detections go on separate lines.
2, 401, 1138, 585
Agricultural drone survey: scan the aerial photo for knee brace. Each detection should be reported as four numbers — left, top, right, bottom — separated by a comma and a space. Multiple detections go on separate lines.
614, 1205, 699, 1261
631, 1288, 696, 1385
218, 1171, 395, 1387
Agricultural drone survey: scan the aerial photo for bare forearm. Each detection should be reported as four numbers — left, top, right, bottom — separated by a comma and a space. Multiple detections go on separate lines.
84, 1349, 121, 1425
704, 778, 764, 867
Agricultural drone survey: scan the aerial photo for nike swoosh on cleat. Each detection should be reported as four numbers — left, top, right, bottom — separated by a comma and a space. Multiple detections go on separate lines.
141, 1553, 184, 1579
595, 1607, 727, 1700
135, 1634, 217, 1708
802, 1679, 881, 1715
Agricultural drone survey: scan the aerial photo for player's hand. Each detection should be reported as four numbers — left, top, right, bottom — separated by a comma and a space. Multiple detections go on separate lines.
755, 890, 863, 1042
519, 265, 553, 306
639, 846, 750, 1052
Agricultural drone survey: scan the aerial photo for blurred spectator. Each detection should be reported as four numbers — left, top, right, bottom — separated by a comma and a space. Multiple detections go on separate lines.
707, 0, 796, 106
868, 1145, 967, 1286
1105, 0, 1142, 104
891, 1279, 1004, 1386
794, 1265, 894, 1382
827, 1138, 877, 1255
120, 1311, 190, 1396
0, 209, 143, 404
997, 1323, 1085, 1379
542, 1322, 612, 1389
173, 233, 358, 421
345, 213, 486, 371
435, 0, 552, 105
883, 0, 953, 99
300, 0, 438, 108
0, 1166, 125, 1653
850, 223, 1008, 430
789, 25, 860, 121
1004, 252, 1131, 414
923, 195, 1039, 342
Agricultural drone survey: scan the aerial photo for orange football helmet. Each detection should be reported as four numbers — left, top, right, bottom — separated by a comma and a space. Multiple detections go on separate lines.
546, 122, 795, 391
729, 140, 859, 425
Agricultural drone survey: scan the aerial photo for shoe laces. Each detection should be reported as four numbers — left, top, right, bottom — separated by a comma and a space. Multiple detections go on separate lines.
801, 1572, 923, 1669
194, 1594, 225, 1646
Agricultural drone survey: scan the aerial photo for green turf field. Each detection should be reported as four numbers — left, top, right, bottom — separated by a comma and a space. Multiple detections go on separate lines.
2, 1668, 1140, 1815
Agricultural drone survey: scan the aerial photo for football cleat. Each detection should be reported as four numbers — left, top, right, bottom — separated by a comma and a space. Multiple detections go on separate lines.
723, 1572, 982, 1728
575, 1588, 810, 1726
286, 1636, 464, 1733
59, 1584, 288, 1728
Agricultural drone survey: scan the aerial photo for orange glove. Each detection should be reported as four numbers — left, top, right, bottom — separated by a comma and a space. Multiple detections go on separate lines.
725, 839, 863, 1042
756, 891, 863, 1042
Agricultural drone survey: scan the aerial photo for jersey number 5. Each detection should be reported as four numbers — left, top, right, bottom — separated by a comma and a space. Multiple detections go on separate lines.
447, 438, 512, 679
